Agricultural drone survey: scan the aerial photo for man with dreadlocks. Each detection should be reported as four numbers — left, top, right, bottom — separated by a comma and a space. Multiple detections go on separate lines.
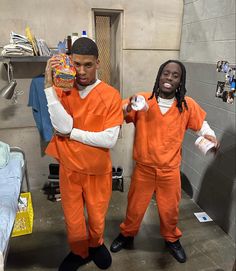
44, 37, 123, 270
110, 60, 220, 263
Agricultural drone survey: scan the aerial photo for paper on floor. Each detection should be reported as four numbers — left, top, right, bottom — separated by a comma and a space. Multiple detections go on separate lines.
194, 212, 213, 222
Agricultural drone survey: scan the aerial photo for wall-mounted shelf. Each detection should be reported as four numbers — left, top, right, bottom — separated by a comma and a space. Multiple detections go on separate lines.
0, 56, 50, 64
0, 56, 51, 82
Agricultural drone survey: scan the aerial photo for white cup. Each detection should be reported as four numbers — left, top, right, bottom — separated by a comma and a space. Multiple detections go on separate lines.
195, 136, 216, 155
131, 95, 149, 111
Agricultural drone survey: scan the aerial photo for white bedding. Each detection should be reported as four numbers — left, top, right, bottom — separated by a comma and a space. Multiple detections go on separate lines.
0, 157, 23, 270
9, 152, 24, 167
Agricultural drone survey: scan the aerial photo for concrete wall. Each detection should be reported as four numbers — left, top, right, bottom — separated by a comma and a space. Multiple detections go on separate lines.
0, 0, 183, 189
180, 0, 235, 241
180, 0, 235, 63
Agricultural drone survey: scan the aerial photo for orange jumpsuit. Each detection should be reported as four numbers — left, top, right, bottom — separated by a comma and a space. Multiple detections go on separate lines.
46, 81, 123, 258
120, 92, 206, 242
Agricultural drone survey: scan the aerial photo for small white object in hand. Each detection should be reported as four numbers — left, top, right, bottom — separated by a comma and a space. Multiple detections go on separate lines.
131, 95, 148, 111
195, 136, 215, 155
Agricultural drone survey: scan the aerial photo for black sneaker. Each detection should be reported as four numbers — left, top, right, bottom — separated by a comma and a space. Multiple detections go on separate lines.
165, 240, 186, 263
116, 166, 123, 179
110, 233, 134, 253
89, 244, 112, 269
58, 251, 91, 271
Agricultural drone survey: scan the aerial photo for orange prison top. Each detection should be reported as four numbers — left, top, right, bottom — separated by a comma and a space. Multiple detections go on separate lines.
124, 92, 206, 169
46, 81, 123, 175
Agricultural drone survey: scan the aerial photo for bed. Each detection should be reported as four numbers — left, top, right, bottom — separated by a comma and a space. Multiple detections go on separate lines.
0, 147, 30, 271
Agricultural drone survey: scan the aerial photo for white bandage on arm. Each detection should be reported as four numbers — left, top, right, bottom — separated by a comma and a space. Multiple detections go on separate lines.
70, 126, 120, 149
196, 121, 216, 137
44, 87, 73, 134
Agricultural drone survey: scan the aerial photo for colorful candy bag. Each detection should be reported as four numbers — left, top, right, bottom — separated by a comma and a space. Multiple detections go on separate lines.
53, 54, 76, 88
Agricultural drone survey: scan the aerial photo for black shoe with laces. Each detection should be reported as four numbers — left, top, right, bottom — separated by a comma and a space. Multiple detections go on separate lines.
165, 239, 186, 263
89, 244, 112, 269
58, 251, 91, 271
110, 233, 134, 253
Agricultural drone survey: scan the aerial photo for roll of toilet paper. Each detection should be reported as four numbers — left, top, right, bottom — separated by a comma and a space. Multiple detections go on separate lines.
195, 136, 215, 155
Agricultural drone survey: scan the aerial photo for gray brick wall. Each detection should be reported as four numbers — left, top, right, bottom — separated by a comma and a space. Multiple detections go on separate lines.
180, 0, 235, 242
181, 0, 235, 63
180, 58, 235, 242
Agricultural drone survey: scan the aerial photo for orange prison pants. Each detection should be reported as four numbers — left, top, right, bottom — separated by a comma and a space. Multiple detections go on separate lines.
59, 164, 112, 258
120, 163, 182, 242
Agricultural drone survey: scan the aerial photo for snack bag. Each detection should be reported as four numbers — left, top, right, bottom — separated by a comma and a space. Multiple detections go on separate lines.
53, 54, 76, 89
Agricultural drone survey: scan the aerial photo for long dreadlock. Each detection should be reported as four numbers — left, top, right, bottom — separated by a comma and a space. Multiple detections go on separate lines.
148, 60, 188, 113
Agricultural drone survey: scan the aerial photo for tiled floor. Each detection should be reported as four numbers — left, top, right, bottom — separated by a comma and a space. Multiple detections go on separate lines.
5, 179, 235, 271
